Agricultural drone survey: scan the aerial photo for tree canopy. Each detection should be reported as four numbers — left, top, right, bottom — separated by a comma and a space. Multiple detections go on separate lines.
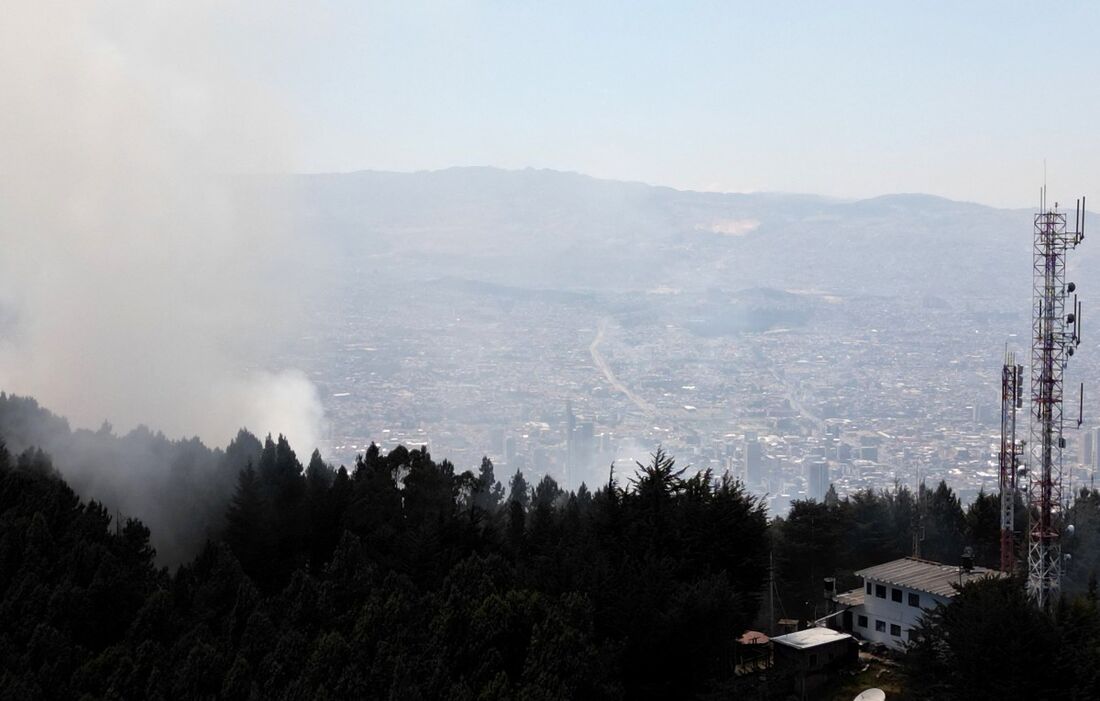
9, 395, 1100, 699
0, 439, 769, 700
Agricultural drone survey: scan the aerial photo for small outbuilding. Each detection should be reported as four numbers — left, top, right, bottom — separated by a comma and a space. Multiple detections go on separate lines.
734, 630, 770, 672
771, 626, 857, 696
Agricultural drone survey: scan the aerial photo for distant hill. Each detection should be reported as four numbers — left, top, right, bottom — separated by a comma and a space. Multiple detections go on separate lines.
285, 166, 1095, 302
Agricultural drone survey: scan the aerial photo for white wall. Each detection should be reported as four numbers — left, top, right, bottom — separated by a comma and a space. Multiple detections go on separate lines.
851, 577, 948, 650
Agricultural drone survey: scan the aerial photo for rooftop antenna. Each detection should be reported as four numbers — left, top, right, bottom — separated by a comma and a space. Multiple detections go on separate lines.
1026, 183, 1086, 608
769, 550, 775, 636
913, 471, 925, 559
1080, 383, 1085, 429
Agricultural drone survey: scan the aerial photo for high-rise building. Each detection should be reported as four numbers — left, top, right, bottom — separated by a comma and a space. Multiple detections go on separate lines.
489, 427, 505, 458
504, 435, 517, 465
1090, 427, 1100, 472
806, 458, 830, 501
573, 421, 594, 465
743, 433, 763, 485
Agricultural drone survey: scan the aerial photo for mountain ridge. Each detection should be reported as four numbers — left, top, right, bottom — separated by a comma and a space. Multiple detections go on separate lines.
293, 165, 1019, 212
287, 166, 1056, 298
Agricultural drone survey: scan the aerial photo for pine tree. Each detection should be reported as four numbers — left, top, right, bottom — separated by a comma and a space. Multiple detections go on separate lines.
225, 463, 266, 579
475, 456, 504, 513
508, 469, 530, 509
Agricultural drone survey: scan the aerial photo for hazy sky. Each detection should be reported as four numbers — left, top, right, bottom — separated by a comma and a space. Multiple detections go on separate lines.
1, 0, 1094, 443
0, 2, 323, 448
183, 1, 1100, 208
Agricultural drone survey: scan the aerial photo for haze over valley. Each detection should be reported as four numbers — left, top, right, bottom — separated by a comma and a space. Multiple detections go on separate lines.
271, 167, 1100, 513
6, 4, 1100, 698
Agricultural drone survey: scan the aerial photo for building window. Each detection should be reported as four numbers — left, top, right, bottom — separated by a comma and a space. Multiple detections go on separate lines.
875, 620, 886, 633
890, 624, 902, 637
858, 615, 868, 628
865, 581, 872, 595
907, 629, 916, 641
875, 584, 886, 599
891, 588, 902, 602
908, 592, 920, 607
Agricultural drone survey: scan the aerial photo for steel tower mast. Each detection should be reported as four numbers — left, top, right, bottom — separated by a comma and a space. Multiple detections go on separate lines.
1027, 191, 1084, 607
1000, 352, 1023, 573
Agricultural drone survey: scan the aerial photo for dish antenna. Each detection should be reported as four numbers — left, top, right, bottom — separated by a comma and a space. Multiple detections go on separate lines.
854, 690, 886, 701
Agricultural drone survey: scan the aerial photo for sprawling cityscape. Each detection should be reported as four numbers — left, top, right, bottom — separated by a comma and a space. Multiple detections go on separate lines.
288, 264, 1099, 517
10, 3, 1100, 697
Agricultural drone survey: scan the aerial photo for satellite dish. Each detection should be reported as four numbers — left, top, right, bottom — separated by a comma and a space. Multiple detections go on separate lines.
854, 690, 886, 701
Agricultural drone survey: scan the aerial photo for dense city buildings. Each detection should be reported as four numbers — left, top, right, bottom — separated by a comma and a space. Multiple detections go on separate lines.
279, 271, 1100, 517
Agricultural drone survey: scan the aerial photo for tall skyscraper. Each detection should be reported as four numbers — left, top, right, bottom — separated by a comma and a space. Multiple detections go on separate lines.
504, 435, 517, 465
806, 458, 830, 501
1091, 427, 1100, 474
743, 432, 763, 485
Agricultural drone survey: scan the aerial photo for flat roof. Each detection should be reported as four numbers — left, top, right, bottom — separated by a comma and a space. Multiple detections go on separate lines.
738, 630, 769, 645
855, 557, 1002, 598
771, 627, 853, 650
835, 587, 865, 607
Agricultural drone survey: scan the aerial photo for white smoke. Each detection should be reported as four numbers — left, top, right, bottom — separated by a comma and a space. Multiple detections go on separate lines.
0, 2, 325, 451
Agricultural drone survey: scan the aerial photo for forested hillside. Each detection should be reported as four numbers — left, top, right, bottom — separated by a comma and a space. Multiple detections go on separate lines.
7, 396, 1100, 699
0, 393, 251, 568
0, 433, 770, 699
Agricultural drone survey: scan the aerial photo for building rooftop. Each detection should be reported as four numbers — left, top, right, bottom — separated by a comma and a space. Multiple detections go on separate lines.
835, 587, 865, 607
771, 626, 853, 650
738, 630, 769, 645
855, 557, 1001, 598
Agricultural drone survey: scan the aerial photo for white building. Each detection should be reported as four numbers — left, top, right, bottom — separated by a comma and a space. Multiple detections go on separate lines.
834, 557, 1002, 651
771, 627, 858, 696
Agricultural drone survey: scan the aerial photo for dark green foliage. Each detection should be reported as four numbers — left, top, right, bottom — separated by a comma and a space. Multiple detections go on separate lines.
0, 443, 165, 700
305, 449, 339, 572
920, 480, 966, 563
0, 393, 256, 567
845, 488, 896, 565
474, 456, 504, 514
222, 434, 309, 590
11, 396, 1069, 701
508, 468, 530, 509
963, 489, 1000, 568
7, 421, 1073, 701
772, 480, 996, 621
774, 498, 846, 621
570, 449, 770, 699
0, 434, 770, 700
899, 575, 1100, 700
1064, 488, 1100, 596
225, 464, 266, 580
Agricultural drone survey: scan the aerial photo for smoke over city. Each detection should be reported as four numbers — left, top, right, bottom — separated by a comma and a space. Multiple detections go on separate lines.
5, 3, 1100, 698
0, 2, 323, 451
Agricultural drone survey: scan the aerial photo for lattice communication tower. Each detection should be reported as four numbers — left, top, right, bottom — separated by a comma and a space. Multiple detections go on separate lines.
999, 352, 1023, 573
1027, 191, 1085, 608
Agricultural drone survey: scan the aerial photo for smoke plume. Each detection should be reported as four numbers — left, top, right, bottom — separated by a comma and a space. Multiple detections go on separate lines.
0, 2, 323, 452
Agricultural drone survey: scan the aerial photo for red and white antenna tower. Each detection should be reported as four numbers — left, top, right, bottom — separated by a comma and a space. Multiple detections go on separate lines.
1027, 189, 1085, 607
999, 351, 1023, 573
